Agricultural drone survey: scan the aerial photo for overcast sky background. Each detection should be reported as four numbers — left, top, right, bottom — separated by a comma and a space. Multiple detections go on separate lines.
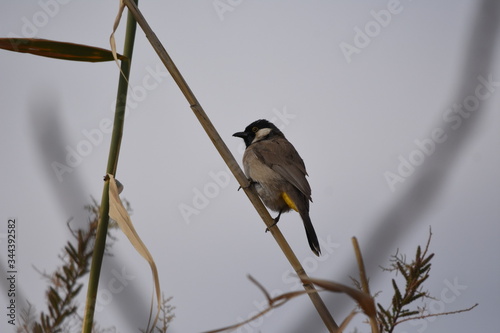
1, 1, 499, 332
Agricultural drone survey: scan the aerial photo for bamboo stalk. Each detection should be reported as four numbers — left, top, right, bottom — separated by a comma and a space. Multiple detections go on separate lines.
121, 1, 338, 331
81, 2, 138, 332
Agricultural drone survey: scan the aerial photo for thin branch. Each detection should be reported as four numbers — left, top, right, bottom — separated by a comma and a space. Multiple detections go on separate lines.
204, 276, 309, 333
396, 303, 478, 325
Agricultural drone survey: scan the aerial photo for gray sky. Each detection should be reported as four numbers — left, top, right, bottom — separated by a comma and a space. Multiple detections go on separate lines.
1, 1, 499, 332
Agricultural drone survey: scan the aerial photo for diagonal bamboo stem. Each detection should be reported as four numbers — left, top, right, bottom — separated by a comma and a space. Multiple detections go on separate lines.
81, 2, 139, 332
121, 0, 338, 331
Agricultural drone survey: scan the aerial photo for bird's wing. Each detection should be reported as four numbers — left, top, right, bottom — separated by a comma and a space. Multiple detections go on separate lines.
252, 137, 312, 200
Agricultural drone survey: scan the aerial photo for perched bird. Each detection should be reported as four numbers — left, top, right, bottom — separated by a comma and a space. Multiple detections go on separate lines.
233, 119, 321, 256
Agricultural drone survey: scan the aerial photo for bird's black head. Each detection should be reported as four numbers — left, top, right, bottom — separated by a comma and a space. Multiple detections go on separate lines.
233, 119, 283, 147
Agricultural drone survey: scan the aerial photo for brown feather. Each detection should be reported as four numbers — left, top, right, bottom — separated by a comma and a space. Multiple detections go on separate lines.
250, 137, 312, 201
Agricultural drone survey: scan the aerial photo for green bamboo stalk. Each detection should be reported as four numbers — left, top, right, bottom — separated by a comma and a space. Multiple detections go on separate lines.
121, 1, 338, 331
81, 2, 138, 332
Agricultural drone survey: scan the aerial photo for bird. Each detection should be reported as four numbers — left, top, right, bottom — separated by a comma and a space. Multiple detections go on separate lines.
233, 119, 321, 256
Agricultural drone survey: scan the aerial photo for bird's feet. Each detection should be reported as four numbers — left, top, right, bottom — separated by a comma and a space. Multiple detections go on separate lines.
265, 211, 282, 232
238, 179, 257, 191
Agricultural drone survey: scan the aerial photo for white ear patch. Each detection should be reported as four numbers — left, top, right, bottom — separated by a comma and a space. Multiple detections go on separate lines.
251, 128, 272, 144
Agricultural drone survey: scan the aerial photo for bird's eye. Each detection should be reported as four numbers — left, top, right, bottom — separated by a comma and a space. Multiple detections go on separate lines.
252, 127, 259, 133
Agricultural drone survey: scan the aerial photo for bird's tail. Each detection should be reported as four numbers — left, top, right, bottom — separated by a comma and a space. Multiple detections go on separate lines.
300, 212, 321, 256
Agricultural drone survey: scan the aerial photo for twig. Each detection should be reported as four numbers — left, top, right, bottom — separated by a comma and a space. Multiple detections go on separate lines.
396, 303, 478, 325
205, 275, 317, 333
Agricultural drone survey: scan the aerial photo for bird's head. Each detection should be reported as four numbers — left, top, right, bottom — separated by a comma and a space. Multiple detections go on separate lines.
233, 119, 283, 147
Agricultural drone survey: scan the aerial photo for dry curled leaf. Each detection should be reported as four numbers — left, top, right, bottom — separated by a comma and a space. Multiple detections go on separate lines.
0, 38, 126, 62
302, 277, 376, 317
108, 174, 160, 333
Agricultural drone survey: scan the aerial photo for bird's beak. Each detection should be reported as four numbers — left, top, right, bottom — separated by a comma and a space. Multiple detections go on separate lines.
233, 131, 247, 138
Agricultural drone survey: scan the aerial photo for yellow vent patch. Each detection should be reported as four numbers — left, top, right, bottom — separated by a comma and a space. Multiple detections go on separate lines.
282, 192, 298, 212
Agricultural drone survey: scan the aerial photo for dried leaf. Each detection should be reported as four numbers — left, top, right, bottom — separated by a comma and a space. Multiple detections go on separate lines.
110, 0, 126, 63
65, 243, 78, 261
397, 261, 409, 282
416, 245, 421, 260
392, 279, 402, 306
71, 285, 83, 299
109, 0, 130, 83
0, 38, 126, 62
400, 309, 419, 318
421, 253, 434, 267
377, 303, 390, 327
302, 277, 376, 317
108, 174, 161, 333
